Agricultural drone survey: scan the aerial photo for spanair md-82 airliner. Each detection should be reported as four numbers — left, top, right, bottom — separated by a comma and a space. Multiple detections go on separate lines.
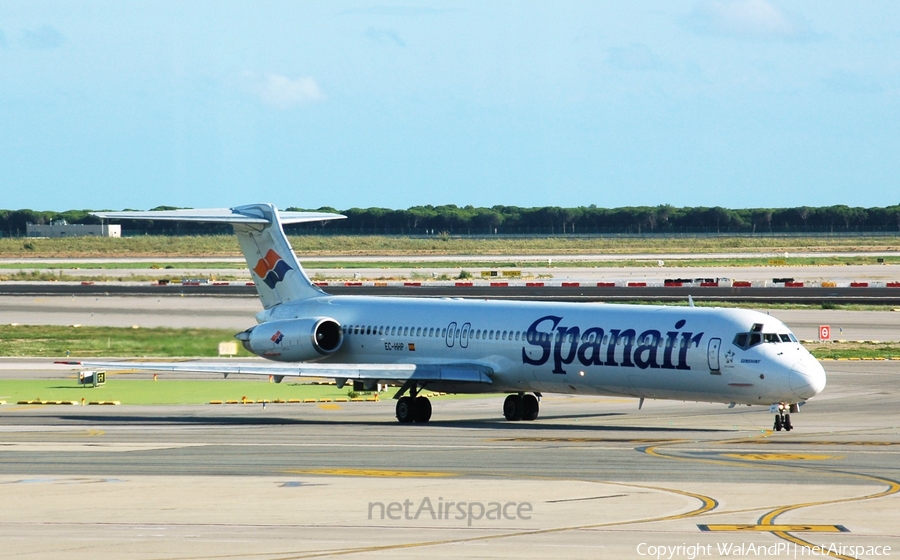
61, 203, 825, 431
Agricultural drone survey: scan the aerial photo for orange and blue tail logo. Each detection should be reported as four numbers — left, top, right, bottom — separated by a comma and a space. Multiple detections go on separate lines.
254, 249, 293, 289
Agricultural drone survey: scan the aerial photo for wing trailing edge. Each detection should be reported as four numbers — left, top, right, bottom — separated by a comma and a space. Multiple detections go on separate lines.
55, 360, 493, 385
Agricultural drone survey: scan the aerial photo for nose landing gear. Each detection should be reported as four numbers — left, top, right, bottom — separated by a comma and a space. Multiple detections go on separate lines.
773, 403, 794, 432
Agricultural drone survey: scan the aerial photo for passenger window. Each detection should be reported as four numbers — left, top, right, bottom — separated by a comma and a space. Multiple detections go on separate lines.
441, 328, 446, 337
403, 327, 409, 336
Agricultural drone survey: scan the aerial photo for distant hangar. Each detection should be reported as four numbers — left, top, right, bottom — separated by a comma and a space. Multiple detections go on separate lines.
26, 220, 121, 238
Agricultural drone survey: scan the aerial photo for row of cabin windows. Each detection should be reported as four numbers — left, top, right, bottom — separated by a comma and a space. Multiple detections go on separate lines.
343, 325, 693, 348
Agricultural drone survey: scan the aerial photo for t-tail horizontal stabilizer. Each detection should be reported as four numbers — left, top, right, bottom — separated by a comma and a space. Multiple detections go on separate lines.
93, 204, 345, 309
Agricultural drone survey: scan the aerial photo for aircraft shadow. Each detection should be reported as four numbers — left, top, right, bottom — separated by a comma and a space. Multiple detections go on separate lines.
53, 414, 730, 433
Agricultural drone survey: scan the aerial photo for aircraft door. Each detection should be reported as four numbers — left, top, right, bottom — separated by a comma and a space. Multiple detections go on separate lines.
445, 322, 457, 348
707, 338, 721, 371
460, 322, 471, 348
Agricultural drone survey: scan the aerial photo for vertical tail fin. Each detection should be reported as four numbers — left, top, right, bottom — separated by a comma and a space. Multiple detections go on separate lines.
93, 203, 345, 309
230, 203, 335, 308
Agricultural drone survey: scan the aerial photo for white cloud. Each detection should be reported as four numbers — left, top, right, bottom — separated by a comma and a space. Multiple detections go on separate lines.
683, 0, 818, 41
258, 74, 324, 109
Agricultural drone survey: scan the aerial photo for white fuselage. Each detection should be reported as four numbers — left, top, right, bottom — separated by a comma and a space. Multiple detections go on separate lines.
256, 295, 826, 406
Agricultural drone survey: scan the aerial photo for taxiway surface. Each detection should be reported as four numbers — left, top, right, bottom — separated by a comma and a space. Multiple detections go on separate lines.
0, 360, 898, 559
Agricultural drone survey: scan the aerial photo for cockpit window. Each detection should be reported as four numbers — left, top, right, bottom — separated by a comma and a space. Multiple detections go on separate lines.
734, 328, 798, 350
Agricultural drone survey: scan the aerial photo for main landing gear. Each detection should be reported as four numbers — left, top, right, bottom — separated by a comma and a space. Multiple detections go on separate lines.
394, 382, 432, 424
503, 393, 540, 421
773, 403, 796, 432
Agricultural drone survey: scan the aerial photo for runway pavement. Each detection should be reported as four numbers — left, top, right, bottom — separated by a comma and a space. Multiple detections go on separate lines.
0, 360, 897, 559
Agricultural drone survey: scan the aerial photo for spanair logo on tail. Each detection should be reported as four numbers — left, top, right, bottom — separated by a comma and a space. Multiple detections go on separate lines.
254, 249, 293, 289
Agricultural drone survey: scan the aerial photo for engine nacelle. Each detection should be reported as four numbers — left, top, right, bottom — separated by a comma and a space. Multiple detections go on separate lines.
237, 318, 343, 362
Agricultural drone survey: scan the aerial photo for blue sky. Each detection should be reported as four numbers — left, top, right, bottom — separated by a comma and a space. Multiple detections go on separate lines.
2, 1, 899, 211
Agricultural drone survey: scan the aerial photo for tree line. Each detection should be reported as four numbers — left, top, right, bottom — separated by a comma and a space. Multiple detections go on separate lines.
2, 204, 900, 236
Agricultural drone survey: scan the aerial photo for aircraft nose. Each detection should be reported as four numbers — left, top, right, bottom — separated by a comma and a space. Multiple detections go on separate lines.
789, 358, 826, 400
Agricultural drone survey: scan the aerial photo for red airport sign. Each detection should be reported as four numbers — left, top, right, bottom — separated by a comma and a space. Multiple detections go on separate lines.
819, 325, 831, 341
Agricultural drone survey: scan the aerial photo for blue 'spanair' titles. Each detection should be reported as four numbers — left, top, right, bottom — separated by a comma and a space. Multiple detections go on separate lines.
521, 316, 703, 374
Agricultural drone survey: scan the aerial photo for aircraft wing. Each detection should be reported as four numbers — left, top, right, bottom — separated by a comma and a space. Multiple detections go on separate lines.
55, 360, 493, 385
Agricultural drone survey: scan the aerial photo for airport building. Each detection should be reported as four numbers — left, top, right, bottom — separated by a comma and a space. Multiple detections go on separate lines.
26, 221, 121, 238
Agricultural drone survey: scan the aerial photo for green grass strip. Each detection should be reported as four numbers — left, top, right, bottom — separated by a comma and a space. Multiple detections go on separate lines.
0, 325, 254, 358
0, 379, 363, 405
805, 342, 900, 360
